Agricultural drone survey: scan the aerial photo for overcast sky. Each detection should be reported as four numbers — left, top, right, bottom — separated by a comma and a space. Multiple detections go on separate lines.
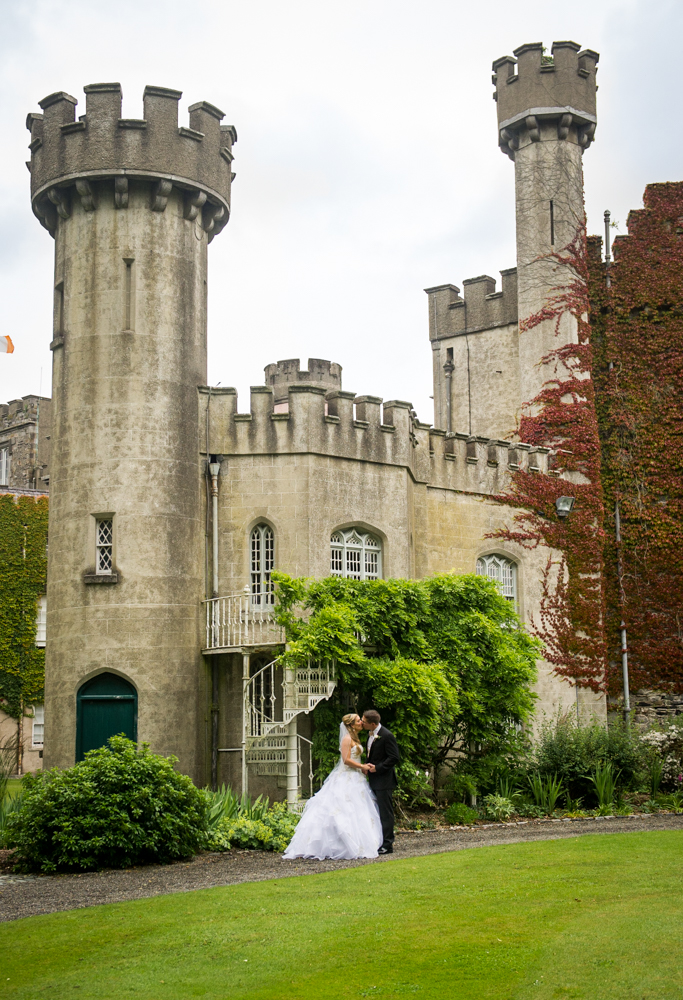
0, 0, 680, 423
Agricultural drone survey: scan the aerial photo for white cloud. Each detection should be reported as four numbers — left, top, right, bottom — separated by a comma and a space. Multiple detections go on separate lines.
0, 0, 679, 422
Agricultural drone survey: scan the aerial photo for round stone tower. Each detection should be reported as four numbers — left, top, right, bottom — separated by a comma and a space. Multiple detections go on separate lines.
493, 41, 599, 410
27, 83, 235, 779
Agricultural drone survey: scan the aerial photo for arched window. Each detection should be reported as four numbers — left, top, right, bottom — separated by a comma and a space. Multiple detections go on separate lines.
331, 528, 382, 580
476, 554, 517, 602
250, 524, 275, 606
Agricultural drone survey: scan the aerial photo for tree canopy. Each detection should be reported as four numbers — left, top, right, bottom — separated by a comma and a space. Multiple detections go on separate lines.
273, 572, 541, 800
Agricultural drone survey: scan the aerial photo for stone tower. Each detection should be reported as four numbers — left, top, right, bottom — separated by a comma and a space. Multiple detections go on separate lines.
493, 41, 599, 411
27, 83, 235, 779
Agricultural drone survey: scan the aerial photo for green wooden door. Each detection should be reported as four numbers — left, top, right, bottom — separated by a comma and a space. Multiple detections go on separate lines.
76, 673, 137, 760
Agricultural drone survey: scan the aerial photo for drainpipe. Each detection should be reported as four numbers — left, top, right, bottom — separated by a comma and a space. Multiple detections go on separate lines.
208, 457, 221, 790
604, 210, 612, 289
208, 458, 221, 598
443, 358, 454, 433
615, 502, 631, 724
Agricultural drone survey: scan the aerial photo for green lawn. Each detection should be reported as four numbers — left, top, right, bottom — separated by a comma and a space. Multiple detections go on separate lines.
3, 779, 22, 798
1, 831, 681, 999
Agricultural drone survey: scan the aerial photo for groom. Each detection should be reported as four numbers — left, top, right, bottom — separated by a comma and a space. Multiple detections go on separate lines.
363, 709, 400, 854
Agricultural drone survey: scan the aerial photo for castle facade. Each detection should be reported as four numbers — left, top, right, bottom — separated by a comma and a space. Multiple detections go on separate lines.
7, 41, 612, 795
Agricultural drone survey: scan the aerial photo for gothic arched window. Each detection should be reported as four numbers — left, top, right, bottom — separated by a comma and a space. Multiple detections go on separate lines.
476, 553, 517, 602
330, 528, 382, 581
250, 524, 275, 606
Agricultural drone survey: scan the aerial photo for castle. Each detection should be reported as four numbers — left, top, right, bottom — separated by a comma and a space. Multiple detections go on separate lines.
3, 42, 615, 797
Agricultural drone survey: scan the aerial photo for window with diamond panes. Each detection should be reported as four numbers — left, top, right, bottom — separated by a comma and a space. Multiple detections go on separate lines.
96, 518, 113, 574
250, 524, 275, 606
476, 554, 516, 602
330, 529, 382, 581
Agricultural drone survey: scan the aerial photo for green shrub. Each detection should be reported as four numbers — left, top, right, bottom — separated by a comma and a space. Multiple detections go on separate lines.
589, 761, 620, 812
204, 785, 270, 833
5, 736, 207, 873
527, 772, 564, 814
532, 716, 644, 803
641, 722, 683, 790
444, 802, 478, 825
208, 802, 298, 852
0, 790, 23, 848
482, 794, 515, 821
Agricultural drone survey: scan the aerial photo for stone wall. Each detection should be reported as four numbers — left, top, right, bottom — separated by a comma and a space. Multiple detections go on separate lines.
619, 691, 683, 728
0, 395, 52, 492
201, 382, 603, 726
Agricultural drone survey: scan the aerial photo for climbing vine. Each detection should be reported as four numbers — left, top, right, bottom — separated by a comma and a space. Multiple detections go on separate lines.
589, 183, 683, 694
0, 494, 48, 719
490, 224, 608, 691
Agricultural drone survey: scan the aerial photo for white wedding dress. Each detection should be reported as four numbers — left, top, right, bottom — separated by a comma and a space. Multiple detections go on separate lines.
283, 744, 383, 860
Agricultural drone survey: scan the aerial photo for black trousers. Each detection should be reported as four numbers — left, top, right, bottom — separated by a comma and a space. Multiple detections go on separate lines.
372, 787, 395, 849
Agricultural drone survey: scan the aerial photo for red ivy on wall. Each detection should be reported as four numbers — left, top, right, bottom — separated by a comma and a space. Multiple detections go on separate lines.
490, 225, 608, 693
589, 183, 683, 695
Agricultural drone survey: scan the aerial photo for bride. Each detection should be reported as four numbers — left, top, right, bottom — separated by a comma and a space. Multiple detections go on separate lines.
283, 713, 383, 860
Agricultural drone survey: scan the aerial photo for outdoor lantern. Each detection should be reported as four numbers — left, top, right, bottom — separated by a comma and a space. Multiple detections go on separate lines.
555, 496, 576, 518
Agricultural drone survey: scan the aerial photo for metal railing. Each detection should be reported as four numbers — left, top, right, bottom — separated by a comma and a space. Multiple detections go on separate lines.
245, 731, 315, 803
242, 656, 336, 806
283, 659, 337, 723
245, 658, 282, 737
204, 590, 285, 650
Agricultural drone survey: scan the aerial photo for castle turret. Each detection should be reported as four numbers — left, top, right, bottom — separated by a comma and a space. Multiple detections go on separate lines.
264, 358, 342, 407
27, 83, 235, 779
493, 41, 599, 410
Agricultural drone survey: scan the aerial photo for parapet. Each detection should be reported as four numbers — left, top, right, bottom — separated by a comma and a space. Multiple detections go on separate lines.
26, 83, 235, 239
493, 41, 598, 159
264, 358, 342, 405
199, 384, 551, 496
425, 269, 518, 340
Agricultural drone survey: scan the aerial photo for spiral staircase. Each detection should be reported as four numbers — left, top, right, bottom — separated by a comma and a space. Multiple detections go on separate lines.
244, 657, 336, 809
203, 591, 337, 808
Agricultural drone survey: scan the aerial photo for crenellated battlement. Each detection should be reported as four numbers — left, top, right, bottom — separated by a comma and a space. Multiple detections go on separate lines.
493, 41, 598, 159
426, 268, 518, 340
26, 83, 235, 239
264, 358, 342, 406
199, 384, 550, 494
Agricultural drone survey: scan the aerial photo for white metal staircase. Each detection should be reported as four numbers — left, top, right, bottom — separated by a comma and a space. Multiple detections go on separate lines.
244, 657, 336, 808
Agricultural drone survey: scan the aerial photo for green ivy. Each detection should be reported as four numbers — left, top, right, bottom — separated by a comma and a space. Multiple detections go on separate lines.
0, 494, 48, 719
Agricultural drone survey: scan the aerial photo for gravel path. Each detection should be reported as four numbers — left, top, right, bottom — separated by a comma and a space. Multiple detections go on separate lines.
1, 813, 681, 924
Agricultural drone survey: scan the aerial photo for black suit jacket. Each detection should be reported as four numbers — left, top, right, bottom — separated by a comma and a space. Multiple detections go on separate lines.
366, 725, 400, 791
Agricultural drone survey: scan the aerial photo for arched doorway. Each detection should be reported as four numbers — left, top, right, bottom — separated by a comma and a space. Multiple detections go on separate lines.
76, 673, 137, 761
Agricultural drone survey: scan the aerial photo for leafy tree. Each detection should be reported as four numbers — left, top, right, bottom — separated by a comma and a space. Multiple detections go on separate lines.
273, 572, 540, 795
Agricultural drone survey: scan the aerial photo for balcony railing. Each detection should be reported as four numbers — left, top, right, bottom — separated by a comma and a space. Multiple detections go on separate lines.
204, 590, 285, 650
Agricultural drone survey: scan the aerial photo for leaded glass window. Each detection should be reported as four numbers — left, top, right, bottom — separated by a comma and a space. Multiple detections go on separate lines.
36, 595, 47, 647
476, 554, 516, 602
32, 705, 44, 747
330, 529, 382, 581
251, 524, 275, 606
0, 447, 9, 486
96, 518, 113, 574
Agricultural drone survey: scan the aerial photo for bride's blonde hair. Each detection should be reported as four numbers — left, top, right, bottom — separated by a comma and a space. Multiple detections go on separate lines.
342, 712, 361, 747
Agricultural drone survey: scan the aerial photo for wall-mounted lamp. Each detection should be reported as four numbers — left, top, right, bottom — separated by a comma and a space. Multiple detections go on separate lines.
208, 458, 222, 597
555, 496, 576, 519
